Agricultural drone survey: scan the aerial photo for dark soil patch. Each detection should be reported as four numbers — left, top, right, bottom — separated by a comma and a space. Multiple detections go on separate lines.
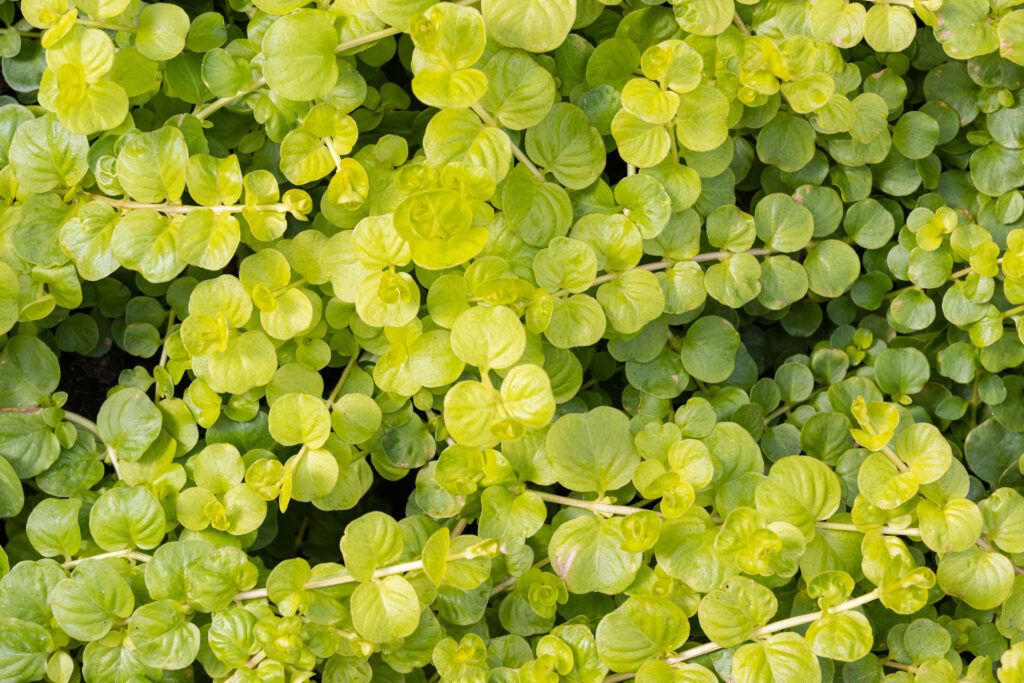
60, 346, 137, 415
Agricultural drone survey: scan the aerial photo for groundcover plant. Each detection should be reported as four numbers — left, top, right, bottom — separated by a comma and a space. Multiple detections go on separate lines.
8, 0, 1024, 681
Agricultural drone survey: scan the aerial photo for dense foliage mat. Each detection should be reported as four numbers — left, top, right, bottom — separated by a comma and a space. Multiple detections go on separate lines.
7, 0, 1024, 681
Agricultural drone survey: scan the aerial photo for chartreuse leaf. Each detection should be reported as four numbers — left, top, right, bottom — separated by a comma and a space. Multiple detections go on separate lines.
698, 576, 777, 647
732, 633, 821, 683
97, 388, 162, 462
262, 10, 338, 101
88, 486, 165, 551
269, 392, 330, 447
9, 114, 88, 193
937, 546, 1015, 610
549, 514, 642, 595
340, 511, 404, 582
596, 597, 690, 672
755, 456, 841, 536
116, 127, 188, 203
26, 498, 80, 558
0, 457, 22, 519
450, 305, 525, 371
350, 575, 421, 644
0, 618, 52, 683
806, 611, 872, 663
52, 561, 134, 641
526, 103, 605, 190
680, 316, 739, 383
128, 600, 200, 669
673, 0, 733, 35
850, 396, 899, 450
676, 85, 730, 153
136, 4, 190, 61
546, 406, 639, 494
482, 0, 574, 53
479, 486, 546, 548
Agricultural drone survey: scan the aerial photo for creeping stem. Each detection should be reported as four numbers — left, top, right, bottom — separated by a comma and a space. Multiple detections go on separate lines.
82, 193, 290, 214
62, 548, 151, 568
62, 410, 122, 480
470, 103, 547, 182
603, 590, 881, 683
531, 490, 664, 518
191, 26, 403, 121
0, 405, 122, 479
587, 248, 774, 289
233, 542, 496, 601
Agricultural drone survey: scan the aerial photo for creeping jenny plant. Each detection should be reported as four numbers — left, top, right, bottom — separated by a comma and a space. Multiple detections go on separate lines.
6, 0, 1024, 681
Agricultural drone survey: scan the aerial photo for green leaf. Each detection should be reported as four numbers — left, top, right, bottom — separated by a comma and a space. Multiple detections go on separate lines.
698, 576, 777, 647
144, 540, 208, 603
207, 607, 257, 668
675, 85, 730, 153
918, 498, 983, 553
893, 112, 940, 160
533, 237, 597, 292
479, 487, 546, 548
810, 0, 866, 48
863, 4, 916, 53
350, 575, 422, 644
262, 10, 338, 101
705, 252, 762, 308
525, 103, 606, 190
340, 511, 404, 582
269, 392, 330, 448
805, 611, 873, 663
8, 114, 88, 193
136, 3, 190, 61
622, 78, 680, 125
52, 562, 134, 642
481, 0, 574, 53
546, 406, 640, 494
636, 660, 717, 683
732, 633, 822, 683
450, 305, 525, 370
127, 600, 201, 669
680, 316, 740, 383
981, 488, 1024, 554
0, 263, 17, 336
596, 597, 691, 673
97, 388, 162, 462
480, 49, 557, 129
0, 335, 60, 408
0, 456, 22, 519
88, 486, 166, 551
612, 111, 671, 168
673, 0, 734, 36
549, 514, 643, 595
755, 456, 842, 536
201, 330, 279, 395
0, 618, 52, 683
542, 293, 605, 348
80, 638, 160, 683
757, 113, 816, 173
937, 546, 1015, 611
803, 239, 860, 297
0, 412, 61, 479
502, 167, 573, 247
26, 498, 80, 558
754, 194, 815, 253
597, 269, 665, 334
116, 126, 188, 203
60, 201, 121, 281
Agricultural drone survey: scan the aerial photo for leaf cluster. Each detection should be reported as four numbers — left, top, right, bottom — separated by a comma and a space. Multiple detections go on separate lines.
5, 0, 1024, 682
